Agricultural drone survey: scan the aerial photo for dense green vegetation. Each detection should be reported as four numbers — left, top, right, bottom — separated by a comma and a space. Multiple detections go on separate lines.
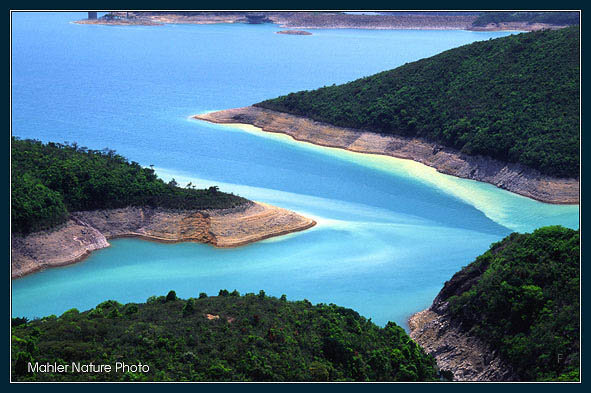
11, 292, 438, 382
444, 226, 579, 381
11, 138, 247, 234
257, 27, 579, 178
472, 12, 580, 27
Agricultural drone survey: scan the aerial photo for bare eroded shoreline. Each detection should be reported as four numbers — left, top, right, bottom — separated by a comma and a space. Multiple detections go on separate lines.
194, 107, 579, 205
74, 12, 570, 32
11, 202, 316, 279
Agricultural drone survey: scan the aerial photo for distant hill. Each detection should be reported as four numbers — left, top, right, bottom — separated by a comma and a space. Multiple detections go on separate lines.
472, 11, 580, 27
11, 292, 438, 382
257, 27, 580, 178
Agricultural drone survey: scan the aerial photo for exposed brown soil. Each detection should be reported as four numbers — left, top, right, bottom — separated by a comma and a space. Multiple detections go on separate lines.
408, 309, 519, 381
74, 12, 572, 32
71, 12, 514, 31
194, 106, 579, 205
11, 202, 316, 279
269, 12, 478, 30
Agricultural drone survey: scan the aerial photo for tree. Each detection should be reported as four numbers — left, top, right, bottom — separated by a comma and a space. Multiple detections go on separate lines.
14, 352, 32, 376
166, 290, 177, 302
182, 299, 195, 316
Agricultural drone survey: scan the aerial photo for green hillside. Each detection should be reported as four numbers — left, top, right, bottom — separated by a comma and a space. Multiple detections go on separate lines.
442, 226, 579, 381
11, 137, 247, 234
257, 27, 580, 178
11, 292, 438, 382
472, 12, 579, 27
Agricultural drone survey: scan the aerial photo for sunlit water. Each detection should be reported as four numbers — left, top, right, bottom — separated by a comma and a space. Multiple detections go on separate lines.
11, 12, 579, 327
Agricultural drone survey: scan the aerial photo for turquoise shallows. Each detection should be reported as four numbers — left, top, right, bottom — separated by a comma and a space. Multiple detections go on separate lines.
11, 12, 578, 327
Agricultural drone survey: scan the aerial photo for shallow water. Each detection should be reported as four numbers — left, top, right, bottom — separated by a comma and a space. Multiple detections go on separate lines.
11, 12, 579, 327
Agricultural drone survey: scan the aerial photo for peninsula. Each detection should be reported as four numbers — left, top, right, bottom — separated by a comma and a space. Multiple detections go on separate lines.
11, 138, 315, 278
195, 27, 580, 204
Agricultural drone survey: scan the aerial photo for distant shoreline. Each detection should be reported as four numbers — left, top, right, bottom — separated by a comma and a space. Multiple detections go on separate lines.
194, 107, 579, 205
73, 12, 568, 32
11, 202, 316, 279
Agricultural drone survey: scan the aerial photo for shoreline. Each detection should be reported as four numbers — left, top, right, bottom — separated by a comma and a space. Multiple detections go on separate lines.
73, 13, 568, 32
408, 308, 518, 381
11, 202, 316, 279
193, 107, 579, 205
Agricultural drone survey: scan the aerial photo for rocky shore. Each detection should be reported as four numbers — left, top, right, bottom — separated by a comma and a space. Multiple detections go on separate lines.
470, 22, 571, 31
74, 18, 161, 26
270, 12, 478, 30
408, 309, 518, 381
73, 12, 568, 32
11, 202, 316, 279
74, 12, 478, 30
194, 107, 579, 205
407, 257, 520, 381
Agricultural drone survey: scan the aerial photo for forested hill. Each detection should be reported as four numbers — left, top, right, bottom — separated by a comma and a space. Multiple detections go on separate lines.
11, 138, 247, 234
441, 226, 580, 381
11, 292, 438, 382
472, 12, 580, 27
257, 27, 580, 178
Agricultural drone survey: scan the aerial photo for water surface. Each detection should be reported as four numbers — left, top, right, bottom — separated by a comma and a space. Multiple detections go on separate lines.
11, 12, 579, 327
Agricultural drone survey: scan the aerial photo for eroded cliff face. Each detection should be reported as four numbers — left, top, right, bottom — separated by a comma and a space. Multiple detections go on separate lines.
11, 203, 315, 278
72, 207, 214, 243
11, 219, 110, 278
195, 107, 579, 205
408, 263, 519, 382
409, 309, 519, 381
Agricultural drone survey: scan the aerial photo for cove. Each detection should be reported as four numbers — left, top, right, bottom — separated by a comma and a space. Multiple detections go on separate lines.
11, 12, 579, 327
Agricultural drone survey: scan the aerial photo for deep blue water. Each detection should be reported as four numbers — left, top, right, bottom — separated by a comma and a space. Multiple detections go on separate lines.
11, 12, 579, 327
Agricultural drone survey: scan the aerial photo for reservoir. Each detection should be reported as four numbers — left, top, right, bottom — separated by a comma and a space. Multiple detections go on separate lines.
11, 12, 579, 327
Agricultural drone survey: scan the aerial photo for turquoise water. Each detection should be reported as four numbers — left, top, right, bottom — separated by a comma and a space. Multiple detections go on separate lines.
11, 12, 579, 327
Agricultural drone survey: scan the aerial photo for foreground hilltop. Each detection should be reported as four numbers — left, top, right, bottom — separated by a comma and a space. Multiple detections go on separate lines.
11, 138, 315, 277
410, 226, 580, 381
12, 226, 579, 382
198, 27, 579, 203
12, 292, 438, 382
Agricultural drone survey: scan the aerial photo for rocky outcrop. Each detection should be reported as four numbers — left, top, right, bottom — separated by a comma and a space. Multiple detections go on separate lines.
206, 202, 316, 247
408, 255, 519, 381
408, 309, 519, 382
11, 219, 110, 279
71, 206, 215, 243
194, 107, 579, 204
11, 202, 316, 278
